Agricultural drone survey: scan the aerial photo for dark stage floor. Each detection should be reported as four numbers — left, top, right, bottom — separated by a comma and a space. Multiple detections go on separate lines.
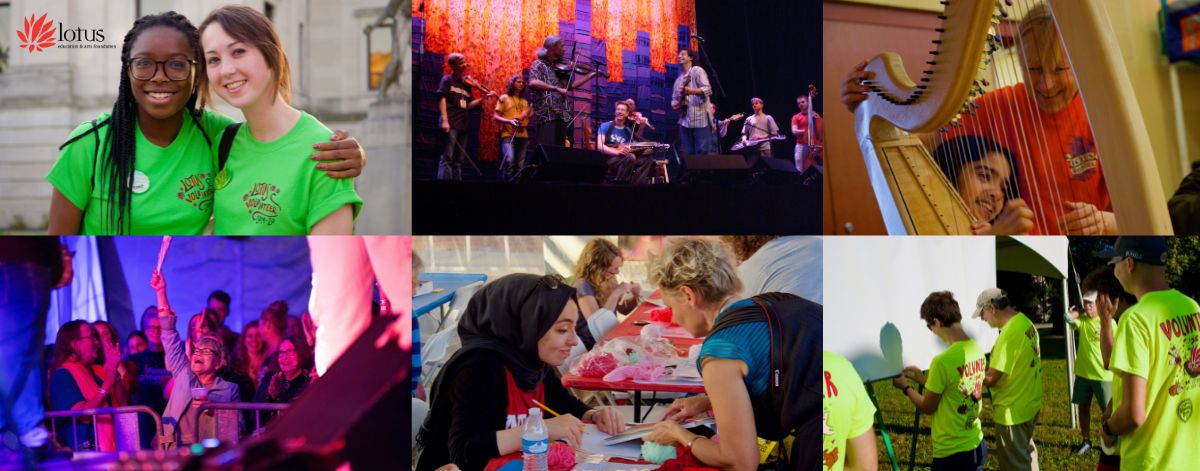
415, 179, 822, 234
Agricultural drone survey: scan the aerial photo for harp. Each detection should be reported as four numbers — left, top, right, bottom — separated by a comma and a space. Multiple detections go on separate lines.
853, 0, 1172, 235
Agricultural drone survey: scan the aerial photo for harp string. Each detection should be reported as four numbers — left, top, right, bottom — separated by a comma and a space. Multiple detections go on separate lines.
1006, 0, 1063, 234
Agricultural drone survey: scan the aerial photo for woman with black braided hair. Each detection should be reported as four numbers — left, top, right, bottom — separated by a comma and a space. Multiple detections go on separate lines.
45, 11, 364, 235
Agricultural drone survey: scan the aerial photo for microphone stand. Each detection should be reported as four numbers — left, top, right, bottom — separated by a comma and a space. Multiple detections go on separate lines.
692, 35, 725, 98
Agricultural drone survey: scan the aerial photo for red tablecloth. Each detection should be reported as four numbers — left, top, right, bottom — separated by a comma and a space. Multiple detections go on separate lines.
562, 292, 706, 394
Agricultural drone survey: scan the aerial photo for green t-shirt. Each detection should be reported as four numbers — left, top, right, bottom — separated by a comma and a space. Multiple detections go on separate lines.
822, 351, 875, 471
1073, 315, 1115, 382
212, 112, 362, 235
1109, 290, 1200, 469
925, 339, 985, 458
989, 312, 1043, 425
46, 110, 235, 234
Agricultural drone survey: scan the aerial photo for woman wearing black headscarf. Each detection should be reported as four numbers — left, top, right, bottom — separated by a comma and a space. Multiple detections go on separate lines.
416, 274, 627, 471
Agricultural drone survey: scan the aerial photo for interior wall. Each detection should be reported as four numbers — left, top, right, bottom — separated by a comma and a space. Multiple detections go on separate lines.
822, 2, 940, 234
1102, 0, 1200, 196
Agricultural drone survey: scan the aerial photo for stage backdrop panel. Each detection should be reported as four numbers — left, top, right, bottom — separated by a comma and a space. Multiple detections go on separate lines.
114, 237, 314, 339
824, 236, 998, 383
46, 237, 315, 344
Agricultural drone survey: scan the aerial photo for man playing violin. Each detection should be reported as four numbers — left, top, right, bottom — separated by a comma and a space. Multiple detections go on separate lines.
596, 101, 655, 184
622, 98, 654, 142
437, 53, 496, 180
672, 48, 714, 156
528, 35, 599, 149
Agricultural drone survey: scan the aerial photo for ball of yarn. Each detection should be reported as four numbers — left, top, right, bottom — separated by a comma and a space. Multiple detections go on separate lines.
547, 441, 575, 471
577, 352, 619, 377
627, 352, 642, 364
648, 307, 674, 324
641, 441, 678, 464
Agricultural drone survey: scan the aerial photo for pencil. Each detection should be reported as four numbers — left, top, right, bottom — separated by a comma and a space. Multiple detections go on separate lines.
531, 399, 593, 455
531, 399, 561, 418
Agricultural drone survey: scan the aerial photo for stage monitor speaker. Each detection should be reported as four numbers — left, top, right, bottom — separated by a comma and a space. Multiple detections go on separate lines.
758, 156, 802, 185
680, 154, 751, 184
533, 145, 609, 184
243, 314, 410, 470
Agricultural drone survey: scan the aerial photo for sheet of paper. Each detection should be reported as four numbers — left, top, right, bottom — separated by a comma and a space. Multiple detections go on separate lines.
581, 424, 643, 460
573, 463, 657, 471
602, 418, 715, 445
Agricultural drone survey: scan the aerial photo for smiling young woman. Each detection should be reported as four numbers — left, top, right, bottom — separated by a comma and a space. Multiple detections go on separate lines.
199, 6, 362, 235
44, 11, 364, 236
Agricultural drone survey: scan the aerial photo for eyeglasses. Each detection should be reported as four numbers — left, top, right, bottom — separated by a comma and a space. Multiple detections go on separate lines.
193, 348, 218, 357
128, 58, 195, 81
278, 349, 298, 358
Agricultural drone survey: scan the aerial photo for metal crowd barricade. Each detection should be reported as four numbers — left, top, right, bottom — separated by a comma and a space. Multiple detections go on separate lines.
45, 405, 165, 451
194, 402, 289, 442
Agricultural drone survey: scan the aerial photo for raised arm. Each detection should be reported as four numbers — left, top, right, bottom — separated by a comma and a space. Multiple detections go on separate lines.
152, 270, 190, 376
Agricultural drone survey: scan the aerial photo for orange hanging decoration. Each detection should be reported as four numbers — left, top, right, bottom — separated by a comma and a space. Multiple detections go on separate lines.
559, 0, 575, 23
592, 0, 608, 40
635, 0, 651, 38
420, 0, 695, 163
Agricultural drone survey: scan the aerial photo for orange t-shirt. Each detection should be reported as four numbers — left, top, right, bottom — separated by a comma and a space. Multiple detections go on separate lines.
950, 83, 1110, 234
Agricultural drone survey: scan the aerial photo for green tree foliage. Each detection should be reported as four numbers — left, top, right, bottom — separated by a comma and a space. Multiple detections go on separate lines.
1167, 236, 1200, 299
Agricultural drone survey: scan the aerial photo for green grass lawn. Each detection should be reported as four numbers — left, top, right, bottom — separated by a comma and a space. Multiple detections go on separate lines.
866, 331, 1104, 470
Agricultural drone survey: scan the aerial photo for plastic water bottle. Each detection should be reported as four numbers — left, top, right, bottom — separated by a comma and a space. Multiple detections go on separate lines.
521, 407, 549, 471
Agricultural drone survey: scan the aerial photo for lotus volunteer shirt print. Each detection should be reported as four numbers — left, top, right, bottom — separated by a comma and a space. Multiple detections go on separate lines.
212, 111, 362, 235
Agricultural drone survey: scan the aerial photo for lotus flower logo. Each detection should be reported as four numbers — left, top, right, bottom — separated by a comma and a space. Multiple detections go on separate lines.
17, 13, 57, 53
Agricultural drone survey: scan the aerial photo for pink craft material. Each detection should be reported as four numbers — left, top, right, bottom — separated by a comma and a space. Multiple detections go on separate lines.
648, 307, 675, 325
602, 363, 668, 382
547, 441, 575, 471
577, 352, 619, 377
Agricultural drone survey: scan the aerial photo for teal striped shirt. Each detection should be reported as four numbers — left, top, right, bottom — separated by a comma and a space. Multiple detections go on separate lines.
698, 298, 769, 396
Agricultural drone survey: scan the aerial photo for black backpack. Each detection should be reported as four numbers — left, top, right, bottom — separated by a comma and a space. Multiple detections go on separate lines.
709, 292, 822, 470
218, 122, 243, 171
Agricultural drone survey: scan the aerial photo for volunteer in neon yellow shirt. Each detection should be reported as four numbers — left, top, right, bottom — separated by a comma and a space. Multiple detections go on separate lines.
44, 11, 363, 235
1100, 237, 1200, 470
822, 351, 877, 471
973, 288, 1042, 470
1080, 263, 1138, 470
1064, 290, 1115, 455
201, 7, 362, 235
893, 291, 987, 470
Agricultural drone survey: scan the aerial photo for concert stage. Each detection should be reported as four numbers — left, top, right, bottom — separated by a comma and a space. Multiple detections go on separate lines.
415, 178, 821, 234
411, 0, 821, 233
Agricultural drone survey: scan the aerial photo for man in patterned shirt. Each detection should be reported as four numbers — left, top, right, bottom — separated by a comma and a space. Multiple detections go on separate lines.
671, 48, 713, 156
527, 35, 598, 149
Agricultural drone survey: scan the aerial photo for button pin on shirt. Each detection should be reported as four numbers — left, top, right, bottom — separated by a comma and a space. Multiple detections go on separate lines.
132, 171, 151, 194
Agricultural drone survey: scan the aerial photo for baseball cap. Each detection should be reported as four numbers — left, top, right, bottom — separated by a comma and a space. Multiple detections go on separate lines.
1099, 237, 1167, 266
973, 288, 1005, 318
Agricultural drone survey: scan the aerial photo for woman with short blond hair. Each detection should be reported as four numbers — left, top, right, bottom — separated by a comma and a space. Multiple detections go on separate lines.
647, 238, 814, 469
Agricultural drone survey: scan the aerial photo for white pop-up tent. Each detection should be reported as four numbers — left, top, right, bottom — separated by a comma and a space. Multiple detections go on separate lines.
825, 236, 1067, 383
825, 235, 1071, 469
